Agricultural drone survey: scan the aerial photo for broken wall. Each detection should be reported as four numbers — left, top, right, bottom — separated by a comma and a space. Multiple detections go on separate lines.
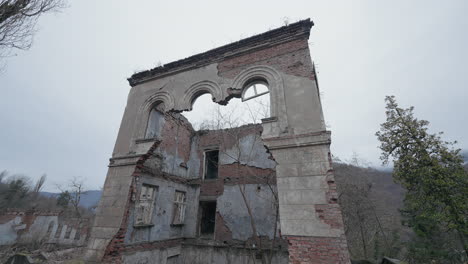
0, 210, 89, 247
195, 125, 280, 243
87, 19, 351, 264
101, 113, 284, 263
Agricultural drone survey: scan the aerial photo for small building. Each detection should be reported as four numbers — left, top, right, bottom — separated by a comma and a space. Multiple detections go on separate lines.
0, 209, 89, 247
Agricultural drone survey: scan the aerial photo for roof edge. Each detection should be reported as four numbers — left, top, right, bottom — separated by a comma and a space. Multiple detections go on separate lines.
128, 19, 313, 87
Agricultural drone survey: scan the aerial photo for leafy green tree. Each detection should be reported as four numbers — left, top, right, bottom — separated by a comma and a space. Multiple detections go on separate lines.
0, 174, 30, 209
376, 96, 468, 263
56, 190, 71, 208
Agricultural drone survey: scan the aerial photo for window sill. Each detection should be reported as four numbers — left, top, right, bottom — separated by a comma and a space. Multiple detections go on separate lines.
261, 116, 277, 123
133, 224, 154, 228
202, 178, 218, 182
135, 137, 160, 144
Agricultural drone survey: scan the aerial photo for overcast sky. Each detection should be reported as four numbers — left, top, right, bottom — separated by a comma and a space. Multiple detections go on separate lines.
1, 0, 467, 191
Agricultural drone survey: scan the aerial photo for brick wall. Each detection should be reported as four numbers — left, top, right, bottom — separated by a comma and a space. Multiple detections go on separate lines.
218, 39, 315, 80
287, 236, 350, 264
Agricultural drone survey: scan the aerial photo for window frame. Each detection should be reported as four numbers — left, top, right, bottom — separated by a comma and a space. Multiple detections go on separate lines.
241, 81, 270, 102
171, 190, 187, 226
144, 104, 164, 139
203, 149, 219, 180
198, 200, 217, 237
134, 184, 158, 227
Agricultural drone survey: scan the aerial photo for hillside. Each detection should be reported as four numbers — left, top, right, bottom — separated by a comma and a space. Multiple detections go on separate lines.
40, 190, 102, 209
333, 162, 406, 261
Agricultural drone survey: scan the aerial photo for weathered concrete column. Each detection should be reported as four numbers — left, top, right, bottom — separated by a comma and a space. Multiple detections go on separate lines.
84, 164, 136, 261
264, 133, 351, 263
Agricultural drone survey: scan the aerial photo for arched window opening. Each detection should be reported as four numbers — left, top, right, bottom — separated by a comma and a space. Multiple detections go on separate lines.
145, 104, 164, 139
182, 93, 216, 130
182, 82, 271, 130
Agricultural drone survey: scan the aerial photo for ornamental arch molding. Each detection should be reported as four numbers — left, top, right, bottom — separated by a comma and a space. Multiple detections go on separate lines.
135, 91, 175, 139
179, 80, 224, 111
231, 65, 289, 132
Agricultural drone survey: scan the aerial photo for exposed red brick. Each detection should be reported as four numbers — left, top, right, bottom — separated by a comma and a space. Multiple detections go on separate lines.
218, 39, 315, 80
214, 212, 233, 243
103, 141, 163, 264
287, 235, 351, 264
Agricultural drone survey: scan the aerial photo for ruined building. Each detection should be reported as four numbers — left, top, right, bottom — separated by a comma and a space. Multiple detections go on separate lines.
85, 19, 351, 263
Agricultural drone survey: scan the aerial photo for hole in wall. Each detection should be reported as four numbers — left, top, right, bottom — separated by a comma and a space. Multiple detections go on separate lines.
181, 84, 270, 131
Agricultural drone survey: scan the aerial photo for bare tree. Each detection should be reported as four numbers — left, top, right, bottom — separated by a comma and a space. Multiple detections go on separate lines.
0, 0, 65, 59
32, 173, 46, 193
57, 176, 86, 217
334, 159, 404, 262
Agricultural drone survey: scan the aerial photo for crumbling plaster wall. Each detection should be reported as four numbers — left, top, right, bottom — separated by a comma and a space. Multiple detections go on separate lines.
101, 111, 282, 263
217, 184, 277, 241
138, 111, 197, 179
179, 244, 288, 264
195, 125, 280, 243
124, 176, 199, 244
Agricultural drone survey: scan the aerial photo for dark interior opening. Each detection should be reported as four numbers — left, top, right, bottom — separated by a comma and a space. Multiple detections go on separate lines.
199, 201, 216, 235
204, 150, 219, 179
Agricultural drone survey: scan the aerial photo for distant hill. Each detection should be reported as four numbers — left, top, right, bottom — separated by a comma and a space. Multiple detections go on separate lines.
40, 190, 102, 208
333, 162, 407, 260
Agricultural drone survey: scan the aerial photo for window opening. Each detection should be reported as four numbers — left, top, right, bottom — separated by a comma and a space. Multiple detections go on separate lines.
135, 184, 158, 226
182, 82, 271, 130
166, 255, 179, 264
172, 191, 187, 225
54, 224, 63, 238
145, 105, 164, 139
45, 221, 54, 239
204, 150, 219, 179
74, 223, 83, 240
199, 201, 216, 235
64, 225, 72, 239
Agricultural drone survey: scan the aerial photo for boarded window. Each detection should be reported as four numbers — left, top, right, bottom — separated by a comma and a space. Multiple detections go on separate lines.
135, 184, 158, 226
204, 150, 219, 179
172, 191, 186, 225
145, 108, 163, 138
199, 201, 216, 235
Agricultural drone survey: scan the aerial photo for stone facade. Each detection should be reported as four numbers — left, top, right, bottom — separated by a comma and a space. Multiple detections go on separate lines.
86, 19, 351, 263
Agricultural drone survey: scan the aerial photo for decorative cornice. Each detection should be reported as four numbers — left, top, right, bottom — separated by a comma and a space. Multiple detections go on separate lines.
128, 19, 313, 86
263, 131, 332, 150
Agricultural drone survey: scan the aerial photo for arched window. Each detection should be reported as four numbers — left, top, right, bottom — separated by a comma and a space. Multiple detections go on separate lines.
145, 104, 164, 139
241, 80, 271, 121
181, 81, 271, 130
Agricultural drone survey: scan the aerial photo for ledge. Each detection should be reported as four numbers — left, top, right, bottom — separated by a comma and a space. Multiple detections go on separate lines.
261, 116, 277, 123
263, 131, 332, 150
135, 137, 160, 144
133, 224, 154, 228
